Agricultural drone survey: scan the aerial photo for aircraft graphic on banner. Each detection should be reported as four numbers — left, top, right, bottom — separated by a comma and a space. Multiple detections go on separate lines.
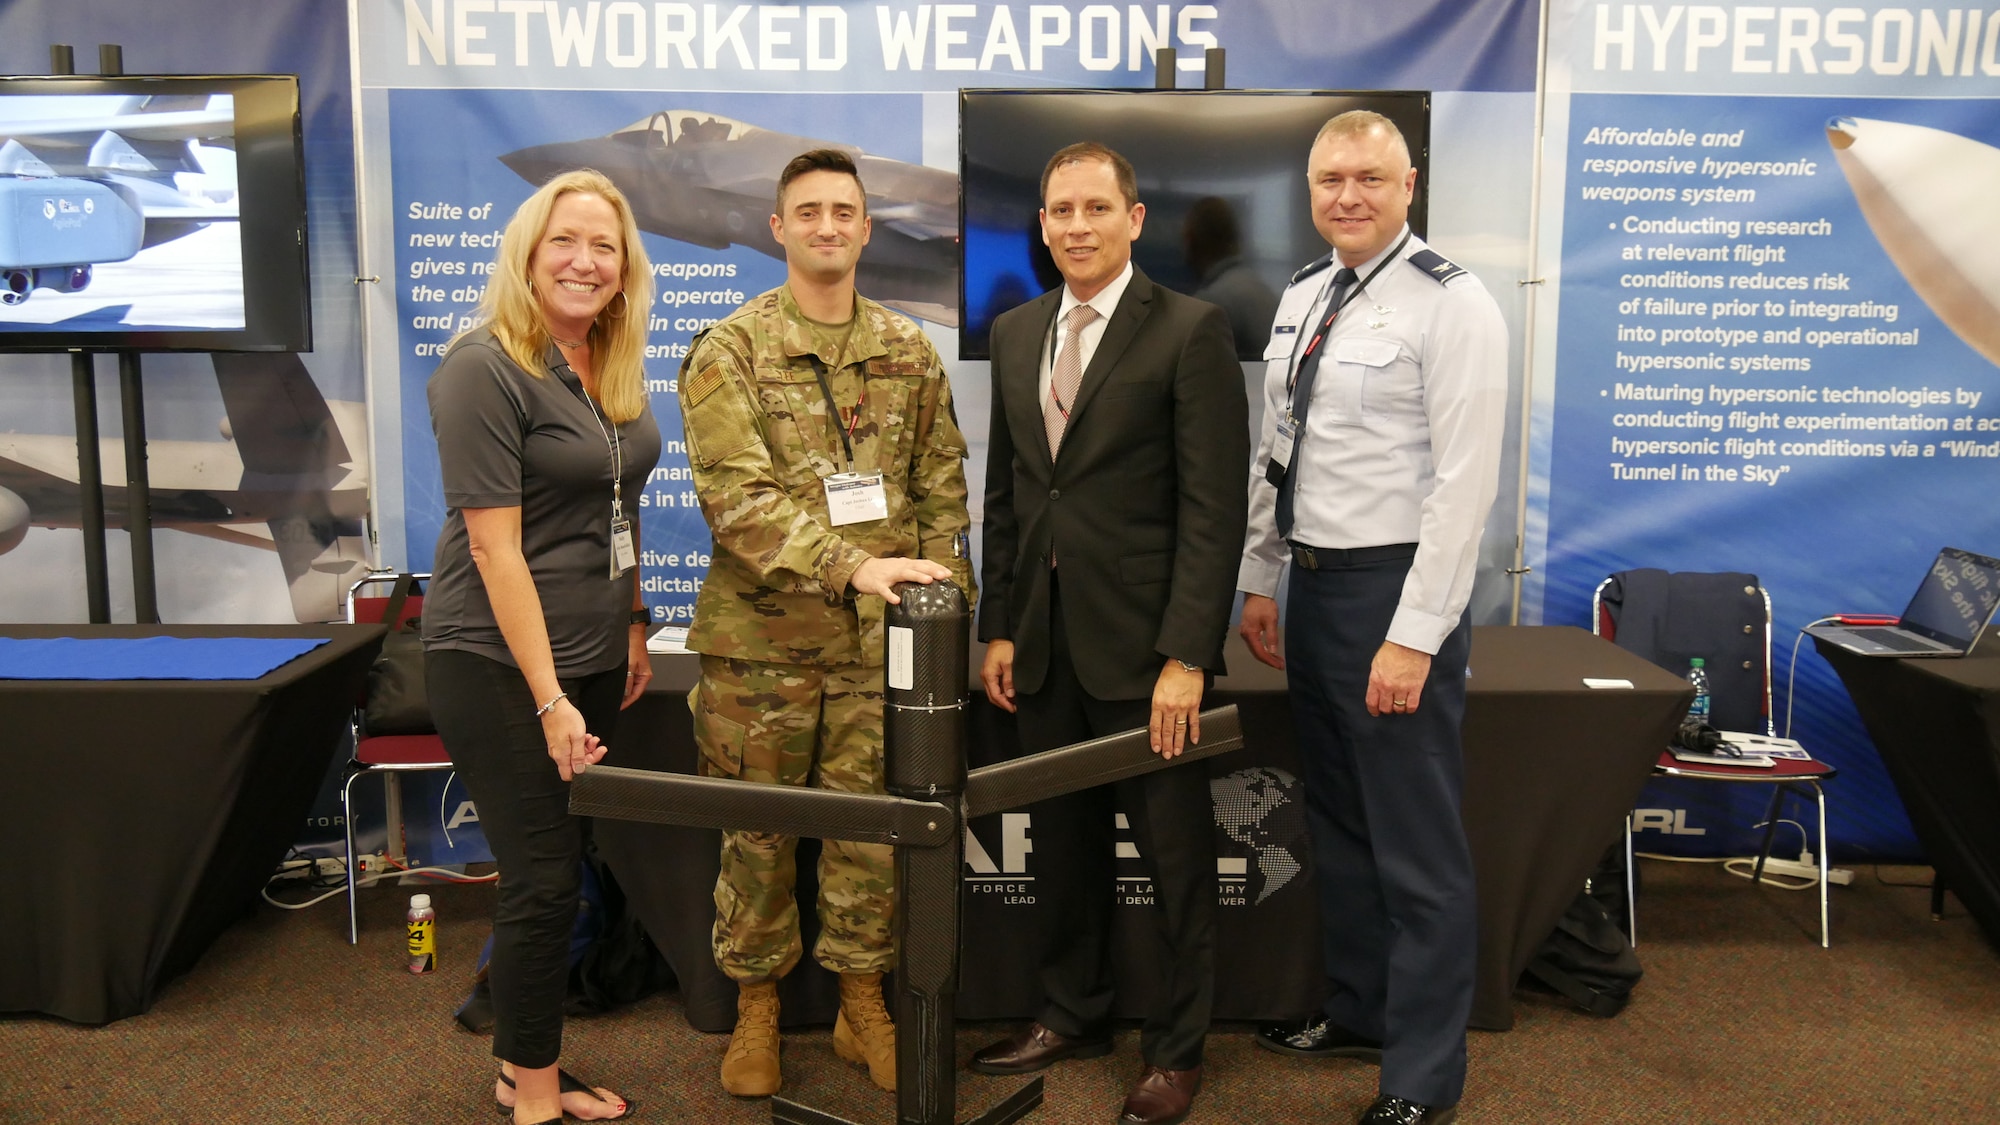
0, 94, 239, 309
0, 353, 370, 622
498, 109, 961, 327
1827, 116, 2000, 368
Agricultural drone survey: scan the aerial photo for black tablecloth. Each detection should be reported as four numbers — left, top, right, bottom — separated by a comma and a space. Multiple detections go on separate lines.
601, 625, 1689, 1033
0, 624, 385, 1024
1817, 632, 2000, 946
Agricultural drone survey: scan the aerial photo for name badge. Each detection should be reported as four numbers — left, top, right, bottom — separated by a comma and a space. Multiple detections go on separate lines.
1266, 417, 1298, 485
609, 517, 637, 578
1272, 323, 1300, 336
824, 471, 889, 526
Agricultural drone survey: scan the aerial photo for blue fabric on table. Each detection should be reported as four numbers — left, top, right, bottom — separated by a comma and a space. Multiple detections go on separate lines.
0, 637, 331, 680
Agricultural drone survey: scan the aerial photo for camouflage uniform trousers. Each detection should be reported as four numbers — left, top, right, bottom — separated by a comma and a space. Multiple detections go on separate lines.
695, 653, 894, 982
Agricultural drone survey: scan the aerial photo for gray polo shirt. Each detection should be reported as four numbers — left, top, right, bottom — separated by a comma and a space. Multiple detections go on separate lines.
421, 326, 662, 676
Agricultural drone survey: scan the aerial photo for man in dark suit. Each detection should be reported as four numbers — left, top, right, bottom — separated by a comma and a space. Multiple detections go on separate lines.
969, 142, 1248, 1125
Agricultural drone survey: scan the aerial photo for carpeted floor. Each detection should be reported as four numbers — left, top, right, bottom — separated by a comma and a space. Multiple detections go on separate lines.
3, 860, 1997, 1124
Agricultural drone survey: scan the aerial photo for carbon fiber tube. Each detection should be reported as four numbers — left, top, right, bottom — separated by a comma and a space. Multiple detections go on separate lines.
884, 579, 970, 797
566, 766, 953, 847
885, 580, 970, 1125
962, 706, 1243, 819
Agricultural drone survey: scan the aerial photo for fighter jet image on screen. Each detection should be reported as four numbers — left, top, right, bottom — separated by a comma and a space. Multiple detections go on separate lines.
499, 110, 960, 326
1828, 116, 2000, 367
0, 354, 369, 622
0, 93, 240, 321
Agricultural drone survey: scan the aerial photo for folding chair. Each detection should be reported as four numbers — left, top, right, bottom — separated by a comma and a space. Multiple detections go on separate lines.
1595, 570, 1838, 947
342, 572, 454, 944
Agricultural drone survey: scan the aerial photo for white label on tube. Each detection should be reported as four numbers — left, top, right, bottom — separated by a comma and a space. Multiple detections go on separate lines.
888, 626, 913, 690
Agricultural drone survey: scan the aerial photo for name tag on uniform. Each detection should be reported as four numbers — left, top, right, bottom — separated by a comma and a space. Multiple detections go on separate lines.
824, 471, 889, 526
1266, 417, 1298, 484
1272, 323, 1299, 336
609, 517, 637, 578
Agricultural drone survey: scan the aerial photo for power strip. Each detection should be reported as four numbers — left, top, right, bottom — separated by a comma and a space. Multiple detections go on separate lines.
1757, 855, 1854, 885
270, 853, 390, 881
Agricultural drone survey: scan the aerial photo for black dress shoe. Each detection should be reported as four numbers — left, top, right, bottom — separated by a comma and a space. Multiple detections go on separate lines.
1357, 1095, 1457, 1124
967, 1022, 1113, 1075
1253, 1014, 1383, 1062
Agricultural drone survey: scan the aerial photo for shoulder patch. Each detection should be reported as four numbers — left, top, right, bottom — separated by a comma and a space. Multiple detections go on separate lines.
1408, 248, 1468, 284
1290, 252, 1335, 286
684, 362, 725, 406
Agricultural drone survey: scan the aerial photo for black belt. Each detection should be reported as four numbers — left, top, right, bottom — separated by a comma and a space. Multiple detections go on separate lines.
1288, 542, 1418, 570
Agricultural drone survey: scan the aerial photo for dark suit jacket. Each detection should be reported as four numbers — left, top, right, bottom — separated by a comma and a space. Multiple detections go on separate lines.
979, 266, 1250, 701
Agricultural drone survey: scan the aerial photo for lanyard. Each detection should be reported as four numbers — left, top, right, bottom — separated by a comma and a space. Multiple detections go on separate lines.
557, 361, 624, 521
808, 356, 865, 471
1286, 231, 1411, 397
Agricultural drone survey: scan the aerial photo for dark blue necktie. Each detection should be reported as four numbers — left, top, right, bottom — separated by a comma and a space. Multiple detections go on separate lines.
1275, 267, 1358, 540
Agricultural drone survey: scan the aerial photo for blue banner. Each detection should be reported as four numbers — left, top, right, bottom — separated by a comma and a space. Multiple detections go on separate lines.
1535, 1, 2000, 859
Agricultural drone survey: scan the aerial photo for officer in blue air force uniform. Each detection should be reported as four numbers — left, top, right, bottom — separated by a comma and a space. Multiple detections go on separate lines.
1236, 110, 1507, 1125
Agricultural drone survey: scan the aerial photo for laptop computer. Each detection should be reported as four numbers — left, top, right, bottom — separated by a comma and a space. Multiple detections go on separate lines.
1805, 547, 2000, 657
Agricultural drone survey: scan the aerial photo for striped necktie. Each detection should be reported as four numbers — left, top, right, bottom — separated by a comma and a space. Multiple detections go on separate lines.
1043, 303, 1100, 457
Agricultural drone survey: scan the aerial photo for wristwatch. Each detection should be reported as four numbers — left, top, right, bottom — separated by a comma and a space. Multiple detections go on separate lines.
629, 608, 651, 625
1176, 659, 1201, 673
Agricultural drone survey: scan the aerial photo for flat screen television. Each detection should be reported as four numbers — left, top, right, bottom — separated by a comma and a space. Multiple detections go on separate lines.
960, 89, 1430, 360
0, 74, 310, 353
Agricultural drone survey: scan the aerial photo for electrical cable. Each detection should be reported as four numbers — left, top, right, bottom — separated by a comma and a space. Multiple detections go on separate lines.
260, 860, 496, 910
1638, 819, 1823, 888
439, 769, 461, 850
1785, 616, 1840, 739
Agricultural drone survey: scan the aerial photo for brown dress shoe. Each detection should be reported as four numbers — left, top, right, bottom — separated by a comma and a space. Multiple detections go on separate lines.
1119, 1065, 1202, 1125
966, 1022, 1113, 1075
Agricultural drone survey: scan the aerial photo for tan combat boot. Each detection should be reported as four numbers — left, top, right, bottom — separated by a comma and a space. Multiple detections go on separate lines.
720, 980, 781, 1097
832, 970, 897, 1092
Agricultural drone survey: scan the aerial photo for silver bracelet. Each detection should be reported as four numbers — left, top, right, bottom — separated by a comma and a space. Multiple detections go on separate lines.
533, 691, 567, 718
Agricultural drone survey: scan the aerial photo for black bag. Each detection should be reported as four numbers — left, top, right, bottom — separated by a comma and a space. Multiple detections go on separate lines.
1522, 891, 1643, 1017
363, 574, 432, 735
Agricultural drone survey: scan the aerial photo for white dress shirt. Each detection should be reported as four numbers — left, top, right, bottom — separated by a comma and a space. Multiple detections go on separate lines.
1038, 261, 1135, 412
1237, 230, 1507, 655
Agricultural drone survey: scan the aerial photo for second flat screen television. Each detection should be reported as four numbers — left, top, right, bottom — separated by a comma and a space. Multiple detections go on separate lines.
960, 90, 1430, 360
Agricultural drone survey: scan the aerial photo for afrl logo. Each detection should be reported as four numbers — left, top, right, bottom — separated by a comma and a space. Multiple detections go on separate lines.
1631, 808, 1706, 836
965, 812, 1034, 874
966, 813, 1036, 904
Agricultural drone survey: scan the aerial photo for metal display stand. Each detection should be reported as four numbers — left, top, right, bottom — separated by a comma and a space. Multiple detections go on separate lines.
38, 43, 160, 624
570, 582, 1243, 1125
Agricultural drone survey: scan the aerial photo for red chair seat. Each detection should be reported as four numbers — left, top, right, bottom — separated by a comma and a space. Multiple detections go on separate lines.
355, 733, 450, 767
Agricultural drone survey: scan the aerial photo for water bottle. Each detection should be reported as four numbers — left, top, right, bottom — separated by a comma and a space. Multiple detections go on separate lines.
406, 893, 436, 974
1686, 658, 1712, 725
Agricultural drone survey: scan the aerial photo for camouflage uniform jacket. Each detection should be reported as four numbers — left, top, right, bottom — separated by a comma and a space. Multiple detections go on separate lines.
679, 285, 976, 666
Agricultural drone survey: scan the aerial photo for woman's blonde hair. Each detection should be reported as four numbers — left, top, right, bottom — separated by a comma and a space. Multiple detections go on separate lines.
468, 168, 654, 423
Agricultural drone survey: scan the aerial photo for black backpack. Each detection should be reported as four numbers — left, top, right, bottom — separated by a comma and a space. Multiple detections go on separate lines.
1522, 890, 1643, 1017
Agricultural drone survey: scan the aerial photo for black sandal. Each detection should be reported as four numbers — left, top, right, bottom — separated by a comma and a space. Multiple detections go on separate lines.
496, 1069, 637, 1120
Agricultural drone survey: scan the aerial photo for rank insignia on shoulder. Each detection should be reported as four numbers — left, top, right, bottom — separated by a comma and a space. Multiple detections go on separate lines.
685, 363, 725, 406
1289, 252, 1335, 285
1408, 248, 1467, 284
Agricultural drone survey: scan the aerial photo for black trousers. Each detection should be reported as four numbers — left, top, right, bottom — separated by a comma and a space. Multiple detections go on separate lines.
426, 647, 626, 1069
1286, 550, 1476, 1108
1013, 579, 1216, 1070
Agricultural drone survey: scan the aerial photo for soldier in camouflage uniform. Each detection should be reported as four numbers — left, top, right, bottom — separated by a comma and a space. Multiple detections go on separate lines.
678, 149, 976, 1099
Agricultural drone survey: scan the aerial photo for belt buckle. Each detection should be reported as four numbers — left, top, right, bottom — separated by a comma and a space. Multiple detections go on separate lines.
1295, 545, 1317, 570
